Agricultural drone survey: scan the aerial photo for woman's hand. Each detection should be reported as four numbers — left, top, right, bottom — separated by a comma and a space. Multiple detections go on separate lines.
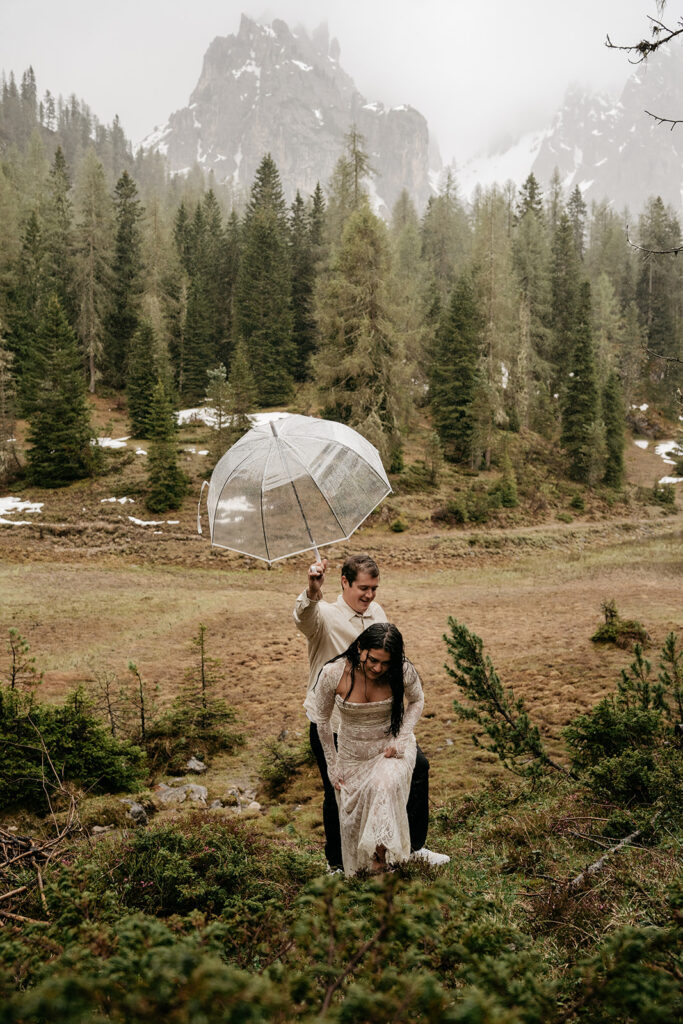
383, 745, 398, 758
334, 778, 344, 791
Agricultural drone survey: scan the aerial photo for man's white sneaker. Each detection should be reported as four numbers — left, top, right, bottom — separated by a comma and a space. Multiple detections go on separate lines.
410, 847, 450, 866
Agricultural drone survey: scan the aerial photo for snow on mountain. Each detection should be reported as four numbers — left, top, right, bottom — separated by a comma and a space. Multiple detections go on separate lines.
141, 15, 440, 214
454, 42, 683, 214
455, 128, 549, 199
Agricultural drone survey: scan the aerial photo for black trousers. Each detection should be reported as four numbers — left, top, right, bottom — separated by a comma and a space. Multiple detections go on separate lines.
309, 722, 430, 870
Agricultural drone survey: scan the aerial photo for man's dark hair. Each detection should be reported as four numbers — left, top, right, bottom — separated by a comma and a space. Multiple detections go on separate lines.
341, 554, 379, 585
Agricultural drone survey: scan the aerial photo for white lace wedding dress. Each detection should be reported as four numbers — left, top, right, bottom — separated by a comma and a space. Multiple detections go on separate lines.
315, 659, 424, 875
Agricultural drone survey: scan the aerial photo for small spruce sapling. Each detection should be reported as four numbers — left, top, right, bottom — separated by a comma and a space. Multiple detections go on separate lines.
444, 617, 571, 778
5, 628, 43, 692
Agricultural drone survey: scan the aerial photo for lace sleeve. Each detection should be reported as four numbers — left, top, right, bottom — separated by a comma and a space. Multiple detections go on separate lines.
314, 664, 342, 785
394, 660, 424, 757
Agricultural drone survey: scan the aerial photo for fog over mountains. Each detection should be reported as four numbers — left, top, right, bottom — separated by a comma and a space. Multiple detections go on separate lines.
142, 14, 440, 214
141, 16, 683, 217
456, 43, 683, 215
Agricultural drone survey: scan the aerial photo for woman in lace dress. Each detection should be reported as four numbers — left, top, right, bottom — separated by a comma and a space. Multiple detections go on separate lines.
314, 623, 424, 875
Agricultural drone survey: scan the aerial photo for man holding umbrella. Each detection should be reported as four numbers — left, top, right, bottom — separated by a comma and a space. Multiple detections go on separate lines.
294, 553, 448, 871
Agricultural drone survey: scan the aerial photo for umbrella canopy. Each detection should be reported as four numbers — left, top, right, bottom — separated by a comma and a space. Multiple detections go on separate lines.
200, 415, 391, 563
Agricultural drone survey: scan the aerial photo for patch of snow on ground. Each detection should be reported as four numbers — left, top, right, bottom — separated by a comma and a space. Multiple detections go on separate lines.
0, 496, 43, 516
659, 475, 683, 484
634, 440, 649, 449
655, 440, 682, 466
639, 403, 649, 411
291, 60, 312, 71
101, 497, 135, 504
136, 448, 147, 456
185, 447, 209, 455
177, 407, 217, 427
95, 437, 129, 449
177, 408, 291, 430
128, 516, 171, 527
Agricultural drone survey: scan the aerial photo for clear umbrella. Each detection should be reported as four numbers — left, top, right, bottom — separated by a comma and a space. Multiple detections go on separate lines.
198, 415, 391, 564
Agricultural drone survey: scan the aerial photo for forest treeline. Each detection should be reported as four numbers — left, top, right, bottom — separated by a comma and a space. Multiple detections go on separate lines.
1, 66, 682, 493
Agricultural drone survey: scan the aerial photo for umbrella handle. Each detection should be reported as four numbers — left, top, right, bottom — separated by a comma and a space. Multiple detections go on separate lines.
197, 480, 209, 535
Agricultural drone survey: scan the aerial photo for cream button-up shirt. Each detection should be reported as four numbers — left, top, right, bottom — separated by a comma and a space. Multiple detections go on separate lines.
293, 589, 387, 727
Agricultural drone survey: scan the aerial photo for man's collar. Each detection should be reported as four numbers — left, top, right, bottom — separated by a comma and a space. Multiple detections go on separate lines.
335, 592, 378, 620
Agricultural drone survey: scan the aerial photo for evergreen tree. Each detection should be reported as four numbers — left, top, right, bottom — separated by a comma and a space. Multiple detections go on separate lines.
204, 363, 234, 466
42, 147, 76, 322
9, 209, 44, 408
314, 206, 404, 462
567, 184, 587, 260
228, 337, 257, 433
26, 296, 97, 487
516, 173, 544, 220
140, 194, 177, 374
471, 186, 519, 431
289, 191, 316, 382
635, 196, 683, 394
389, 189, 429, 398
308, 182, 327, 263
430, 274, 483, 464
546, 167, 564, 235
550, 210, 581, 384
421, 169, 471, 304
73, 148, 114, 392
0, 322, 19, 484
235, 154, 293, 406
619, 301, 646, 407
145, 378, 186, 513
326, 128, 373, 247
602, 370, 625, 489
103, 170, 145, 389
126, 320, 158, 437
561, 282, 600, 483
511, 178, 553, 385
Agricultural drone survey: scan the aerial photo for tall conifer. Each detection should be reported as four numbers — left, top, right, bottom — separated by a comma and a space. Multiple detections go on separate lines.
235, 154, 293, 405
26, 296, 96, 486
602, 370, 625, 489
314, 206, 404, 462
126, 320, 157, 437
429, 274, 482, 464
561, 282, 600, 483
103, 170, 144, 389
145, 378, 186, 512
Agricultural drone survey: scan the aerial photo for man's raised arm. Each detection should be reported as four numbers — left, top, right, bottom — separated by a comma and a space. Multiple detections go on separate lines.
293, 557, 329, 639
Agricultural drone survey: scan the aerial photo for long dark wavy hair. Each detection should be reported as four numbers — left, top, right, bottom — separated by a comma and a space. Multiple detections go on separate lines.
329, 622, 406, 738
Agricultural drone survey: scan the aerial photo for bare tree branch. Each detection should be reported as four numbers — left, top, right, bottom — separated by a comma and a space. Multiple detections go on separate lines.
606, 16, 683, 62
626, 224, 683, 257
645, 109, 683, 130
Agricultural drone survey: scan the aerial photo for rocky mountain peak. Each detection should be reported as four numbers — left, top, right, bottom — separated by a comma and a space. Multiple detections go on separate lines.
143, 15, 439, 214
456, 42, 683, 216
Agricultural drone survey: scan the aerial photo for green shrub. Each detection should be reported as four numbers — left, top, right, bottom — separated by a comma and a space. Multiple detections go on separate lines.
651, 481, 676, 508
107, 817, 317, 918
390, 518, 407, 532
565, 636, 683, 810
144, 698, 243, 771
0, 685, 146, 811
569, 492, 585, 511
259, 736, 314, 796
591, 599, 650, 648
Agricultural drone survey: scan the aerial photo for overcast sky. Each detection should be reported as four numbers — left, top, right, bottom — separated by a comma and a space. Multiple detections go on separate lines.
0, 0, 656, 164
